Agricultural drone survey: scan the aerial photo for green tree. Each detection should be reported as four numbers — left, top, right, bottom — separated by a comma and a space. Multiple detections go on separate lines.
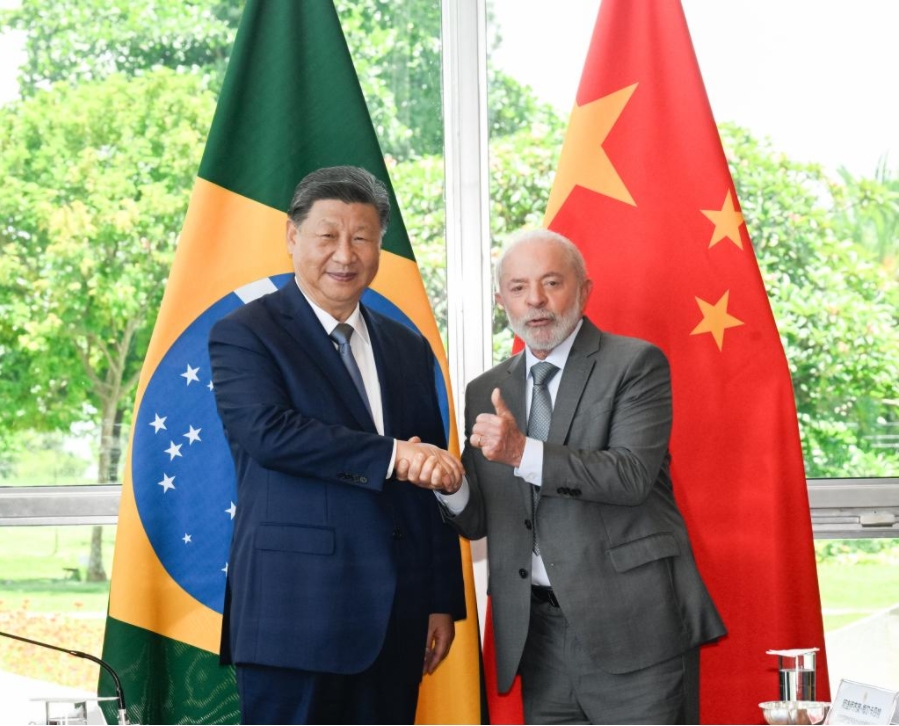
0, 69, 215, 578
721, 123, 899, 477
336, 0, 561, 161
831, 158, 899, 276
1, 0, 235, 582
1, 0, 241, 95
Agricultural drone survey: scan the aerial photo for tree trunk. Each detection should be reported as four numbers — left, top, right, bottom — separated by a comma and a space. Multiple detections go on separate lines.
86, 525, 106, 582
86, 406, 124, 582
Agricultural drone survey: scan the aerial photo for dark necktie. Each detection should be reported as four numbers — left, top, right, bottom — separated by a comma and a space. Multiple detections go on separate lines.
330, 323, 373, 422
527, 361, 559, 555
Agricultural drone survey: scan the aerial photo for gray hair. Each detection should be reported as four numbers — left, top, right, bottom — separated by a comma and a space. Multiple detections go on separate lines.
287, 166, 391, 234
494, 228, 587, 291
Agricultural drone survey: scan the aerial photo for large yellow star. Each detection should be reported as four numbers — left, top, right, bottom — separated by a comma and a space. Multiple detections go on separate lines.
701, 190, 745, 249
690, 290, 744, 351
543, 83, 638, 226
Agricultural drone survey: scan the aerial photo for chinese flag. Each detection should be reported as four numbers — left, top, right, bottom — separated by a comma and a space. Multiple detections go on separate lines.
540, 1, 830, 724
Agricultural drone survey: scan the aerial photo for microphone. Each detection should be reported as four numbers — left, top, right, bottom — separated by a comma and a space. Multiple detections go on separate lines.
0, 628, 129, 725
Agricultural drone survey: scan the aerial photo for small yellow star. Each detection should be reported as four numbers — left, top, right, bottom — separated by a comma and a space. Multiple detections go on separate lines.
543, 83, 638, 226
690, 290, 744, 351
701, 190, 745, 249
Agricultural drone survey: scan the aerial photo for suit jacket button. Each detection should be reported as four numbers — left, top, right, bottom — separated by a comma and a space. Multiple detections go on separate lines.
518, 568, 528, 579
360, 476, 368, 483
524, 519, 533, 530
393, 529, 404, 540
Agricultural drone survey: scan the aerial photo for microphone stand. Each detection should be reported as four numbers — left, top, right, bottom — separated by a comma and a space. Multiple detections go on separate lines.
0, 628, 129, 725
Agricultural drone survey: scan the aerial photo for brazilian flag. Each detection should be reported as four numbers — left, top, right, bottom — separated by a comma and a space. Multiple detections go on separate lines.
99, 1, 481, 722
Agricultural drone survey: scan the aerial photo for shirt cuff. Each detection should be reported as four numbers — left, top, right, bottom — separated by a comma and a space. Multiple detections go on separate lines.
386, 438, 397, 479
435, 476, 470, 515
513, 437, 543, 486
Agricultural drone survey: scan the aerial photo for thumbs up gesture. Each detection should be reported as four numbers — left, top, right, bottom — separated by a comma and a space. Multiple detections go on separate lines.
470, 388, 526, 467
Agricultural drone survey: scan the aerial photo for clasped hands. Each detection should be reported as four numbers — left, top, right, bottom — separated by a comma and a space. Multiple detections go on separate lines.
395, 438, 464, 493
395, 389, 523, 492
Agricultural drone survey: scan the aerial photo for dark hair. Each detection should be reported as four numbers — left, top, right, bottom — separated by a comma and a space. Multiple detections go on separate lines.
287, 166, 390, 234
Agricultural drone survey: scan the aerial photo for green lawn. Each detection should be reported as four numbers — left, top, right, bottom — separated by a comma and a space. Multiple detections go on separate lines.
0, 525, 113, 612
817, 556, 899, 631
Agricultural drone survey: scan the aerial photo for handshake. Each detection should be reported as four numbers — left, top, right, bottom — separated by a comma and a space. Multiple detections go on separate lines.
395, 438, 464, 494
394, 388, 522, 494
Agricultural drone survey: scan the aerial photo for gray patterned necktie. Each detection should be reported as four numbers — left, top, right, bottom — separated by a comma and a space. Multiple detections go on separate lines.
330, 323, 373, 421
527, 361, 559, 555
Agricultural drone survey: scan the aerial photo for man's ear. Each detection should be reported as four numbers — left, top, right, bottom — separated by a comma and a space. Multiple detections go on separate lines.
285, 219, 297, 254
581, 279, 594, 309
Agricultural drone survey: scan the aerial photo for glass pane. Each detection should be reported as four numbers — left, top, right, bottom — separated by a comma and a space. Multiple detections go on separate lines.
0, 525, 115, 722
1, 429, 101, 487
817, 538, 899, 693
486, 0, 899, 478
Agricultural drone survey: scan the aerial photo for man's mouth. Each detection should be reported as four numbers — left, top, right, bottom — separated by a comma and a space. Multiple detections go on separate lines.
526, 315, 555, 327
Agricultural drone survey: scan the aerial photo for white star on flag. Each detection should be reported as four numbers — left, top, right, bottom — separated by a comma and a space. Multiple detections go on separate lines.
183, 534, 192, 544
150, 413, 167, 433
226, 501, 236, 520
181, 364, 200, 385
183, 426, 202, 445
222, 563, 228, 575
158, 474, 176, 493
207, 380, 214, 391
165, 441, 183, 461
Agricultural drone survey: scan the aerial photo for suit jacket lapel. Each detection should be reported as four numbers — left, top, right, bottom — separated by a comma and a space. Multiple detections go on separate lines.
498, 352, 528, 434
548, 320, 600, 445
275, 282, 377, 433
496, 353, 532, 511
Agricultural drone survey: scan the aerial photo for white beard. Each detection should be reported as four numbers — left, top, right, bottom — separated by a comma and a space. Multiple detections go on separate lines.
508, 303, 582, 354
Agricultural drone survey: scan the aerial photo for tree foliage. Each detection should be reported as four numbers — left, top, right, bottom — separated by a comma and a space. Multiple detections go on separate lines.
0, 70, 214, 439
831, 159, 899, 275
710, 125, 899, 477
335, 0, 561, 161
1, 0, 240, 94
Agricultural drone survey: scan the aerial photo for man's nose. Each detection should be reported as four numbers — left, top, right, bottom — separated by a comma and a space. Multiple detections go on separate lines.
526, 284, 546, 307
331, 235, 355, 262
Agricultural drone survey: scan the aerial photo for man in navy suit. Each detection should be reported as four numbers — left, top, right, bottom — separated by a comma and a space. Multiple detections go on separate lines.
209, 165, 466, 725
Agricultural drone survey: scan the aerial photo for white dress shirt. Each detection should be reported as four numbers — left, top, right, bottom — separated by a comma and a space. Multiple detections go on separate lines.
297, 281, 397, 475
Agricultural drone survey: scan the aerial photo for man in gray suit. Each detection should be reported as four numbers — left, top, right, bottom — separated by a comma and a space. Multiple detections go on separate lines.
438, 229, 725, 724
